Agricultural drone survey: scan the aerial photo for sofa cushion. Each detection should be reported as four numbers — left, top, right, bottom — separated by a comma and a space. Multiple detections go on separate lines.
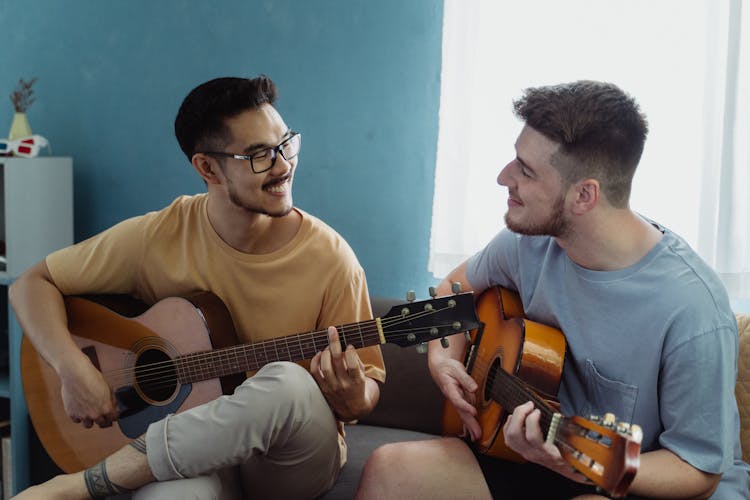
320, 424, 438, 500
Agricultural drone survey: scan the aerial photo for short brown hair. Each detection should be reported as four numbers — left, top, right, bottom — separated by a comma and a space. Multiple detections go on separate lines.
513, 81, 648, 208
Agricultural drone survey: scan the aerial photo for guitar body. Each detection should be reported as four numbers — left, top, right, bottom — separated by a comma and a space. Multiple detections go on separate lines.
442, 286, 566, 460
21, 293, 242, 473
21, 290, 483, 475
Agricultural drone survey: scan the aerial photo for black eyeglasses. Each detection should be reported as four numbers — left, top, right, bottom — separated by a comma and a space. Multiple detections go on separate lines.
202, 132, 302, 174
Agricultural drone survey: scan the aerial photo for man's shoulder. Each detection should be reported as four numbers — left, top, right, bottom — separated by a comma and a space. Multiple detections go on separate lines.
296, 208, 361, 266
297, 209, 350, 245
141, 194, 206, 226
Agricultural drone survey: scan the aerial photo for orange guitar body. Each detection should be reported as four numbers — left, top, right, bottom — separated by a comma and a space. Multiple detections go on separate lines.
442, 286, 566, 460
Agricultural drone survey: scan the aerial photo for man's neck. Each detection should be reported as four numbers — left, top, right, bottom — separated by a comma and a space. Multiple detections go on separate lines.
206, 195, 302, 254
555, 209, 663, 271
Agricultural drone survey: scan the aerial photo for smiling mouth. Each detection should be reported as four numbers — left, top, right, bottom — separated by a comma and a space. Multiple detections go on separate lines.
264, 176, 291, 193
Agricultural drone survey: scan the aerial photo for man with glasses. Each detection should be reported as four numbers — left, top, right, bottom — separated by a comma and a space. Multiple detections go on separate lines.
10, 75, 385, 499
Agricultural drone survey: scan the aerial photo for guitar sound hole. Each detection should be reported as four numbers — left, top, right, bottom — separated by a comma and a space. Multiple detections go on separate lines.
135, 349, 178, 402
485, 358, 502, 402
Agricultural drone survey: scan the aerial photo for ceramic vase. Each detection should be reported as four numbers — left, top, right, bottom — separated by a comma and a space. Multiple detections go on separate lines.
8, 112, 32, 141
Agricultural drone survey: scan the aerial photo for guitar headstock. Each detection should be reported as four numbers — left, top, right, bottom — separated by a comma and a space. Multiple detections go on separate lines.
558, 413, 642, 498
379, 290, 480, 348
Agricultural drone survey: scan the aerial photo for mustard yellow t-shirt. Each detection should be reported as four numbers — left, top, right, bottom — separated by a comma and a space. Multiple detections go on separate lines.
46, 193, 385, 383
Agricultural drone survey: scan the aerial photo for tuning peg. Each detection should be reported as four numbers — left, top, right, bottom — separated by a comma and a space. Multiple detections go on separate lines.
416, 343, 428, 354
440, 337, 450, 348
464, 332, 472, 343
451, 282, 462, 294
428, 286, 437, 298
406, 290, 416, 302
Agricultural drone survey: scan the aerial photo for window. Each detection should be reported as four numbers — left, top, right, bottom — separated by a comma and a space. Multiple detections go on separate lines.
430, 0, 750, 298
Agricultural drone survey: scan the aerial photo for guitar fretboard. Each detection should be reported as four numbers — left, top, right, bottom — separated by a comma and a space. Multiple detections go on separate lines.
175, 319, 381, 383
487, 364, 559, 434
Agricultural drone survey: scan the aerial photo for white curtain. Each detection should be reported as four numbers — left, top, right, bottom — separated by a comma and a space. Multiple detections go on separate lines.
429, 0, 750, 299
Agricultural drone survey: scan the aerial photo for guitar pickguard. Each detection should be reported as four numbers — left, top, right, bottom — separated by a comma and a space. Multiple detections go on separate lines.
116, 384, 192, 438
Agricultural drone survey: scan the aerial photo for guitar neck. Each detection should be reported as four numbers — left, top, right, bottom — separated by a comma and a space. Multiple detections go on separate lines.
489, 367, 559, 435
175, 318, 382, 383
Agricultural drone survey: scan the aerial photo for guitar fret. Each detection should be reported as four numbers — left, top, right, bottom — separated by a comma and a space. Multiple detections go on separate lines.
273, 339, 280, 362
240, 345, 249, 372
175, 359, 184, 383
357, 321, 365, 348
304, 332, 315, 358
284, 335, 292, 360
297, 334, 305, 359
230, 348, 240, 375
250, 344, 260, 371
260, 342, 270, 366
340, 324, 347, 349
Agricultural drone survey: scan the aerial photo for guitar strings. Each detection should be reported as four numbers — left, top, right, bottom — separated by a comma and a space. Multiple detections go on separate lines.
105, 323, 451, 393
472, 355, 613, 475
100, 305, 463, 393
102, 310, 435, 381
117, 325, 453, 394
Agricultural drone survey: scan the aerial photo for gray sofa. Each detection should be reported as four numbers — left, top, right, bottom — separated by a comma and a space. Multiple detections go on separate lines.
320, 297, 445, 499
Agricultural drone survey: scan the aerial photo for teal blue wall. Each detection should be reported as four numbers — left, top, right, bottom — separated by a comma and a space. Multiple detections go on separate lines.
0, 0, 443, 298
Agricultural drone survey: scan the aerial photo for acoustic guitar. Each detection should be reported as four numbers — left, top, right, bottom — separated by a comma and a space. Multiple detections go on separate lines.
22, 291, 480, 473
442, 286, 642, 498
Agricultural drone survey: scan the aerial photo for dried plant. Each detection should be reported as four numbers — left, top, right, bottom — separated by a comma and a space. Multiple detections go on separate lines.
10, 77, 38, 113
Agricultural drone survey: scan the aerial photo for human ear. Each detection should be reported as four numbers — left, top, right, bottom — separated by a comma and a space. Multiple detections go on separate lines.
571, 178, 599, 214
191, 153, 220, 184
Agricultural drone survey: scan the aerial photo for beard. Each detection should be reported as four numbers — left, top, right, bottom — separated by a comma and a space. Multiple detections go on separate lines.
504, 194, 568, 237
227, 178, 294, 218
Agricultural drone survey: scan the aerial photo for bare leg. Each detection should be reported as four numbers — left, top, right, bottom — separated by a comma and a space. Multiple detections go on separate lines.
12, 436, 154, 500
355, 437, 492, 500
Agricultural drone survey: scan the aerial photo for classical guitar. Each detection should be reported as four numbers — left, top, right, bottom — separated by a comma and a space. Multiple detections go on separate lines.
22, 291, 480, 473
442, 286, 642, 498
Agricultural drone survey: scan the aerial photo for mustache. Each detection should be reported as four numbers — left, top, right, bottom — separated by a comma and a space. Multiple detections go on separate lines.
262, 174, 291, 189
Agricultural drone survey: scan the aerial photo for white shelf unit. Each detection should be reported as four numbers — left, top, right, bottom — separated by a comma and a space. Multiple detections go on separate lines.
0, 156, 73, 494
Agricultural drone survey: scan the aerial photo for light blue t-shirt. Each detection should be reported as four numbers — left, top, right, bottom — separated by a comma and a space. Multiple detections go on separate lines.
466, 224, 750, 498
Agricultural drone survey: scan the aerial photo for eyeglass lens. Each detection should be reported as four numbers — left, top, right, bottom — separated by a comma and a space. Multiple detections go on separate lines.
253, 134, 301, 172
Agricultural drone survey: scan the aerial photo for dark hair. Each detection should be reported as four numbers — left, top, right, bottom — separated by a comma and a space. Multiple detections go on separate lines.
174, 75, 278, 160
513, 80, 648, 208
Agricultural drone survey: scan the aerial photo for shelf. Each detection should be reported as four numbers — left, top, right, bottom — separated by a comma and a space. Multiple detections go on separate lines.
0, 157, 73, 494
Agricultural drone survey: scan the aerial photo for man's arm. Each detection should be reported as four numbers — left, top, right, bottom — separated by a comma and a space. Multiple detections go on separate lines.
628, 449, 720, 499
9, 260, 119, 428
427, 260, 484, 440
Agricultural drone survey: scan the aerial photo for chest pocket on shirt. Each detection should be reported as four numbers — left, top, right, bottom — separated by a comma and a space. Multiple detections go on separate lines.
582, 359, 638, 425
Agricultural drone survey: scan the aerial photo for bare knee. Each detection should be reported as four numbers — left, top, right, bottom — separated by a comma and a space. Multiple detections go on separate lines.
357, 443, 405, 500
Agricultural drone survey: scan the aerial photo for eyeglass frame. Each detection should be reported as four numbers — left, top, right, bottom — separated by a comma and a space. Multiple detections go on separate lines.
200, 132, 302, 174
